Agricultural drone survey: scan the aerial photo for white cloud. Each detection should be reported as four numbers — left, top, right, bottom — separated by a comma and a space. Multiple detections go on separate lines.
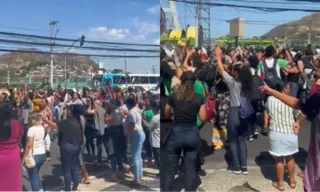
153, 39, 160, 45
132, 34, 146, 41
84, 18, 158, 44
88, 26, 130, 40
133, 17, 158, 35
147, 5, 159, 14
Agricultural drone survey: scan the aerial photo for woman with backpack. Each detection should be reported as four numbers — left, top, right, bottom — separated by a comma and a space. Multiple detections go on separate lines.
215, 46, 253, 175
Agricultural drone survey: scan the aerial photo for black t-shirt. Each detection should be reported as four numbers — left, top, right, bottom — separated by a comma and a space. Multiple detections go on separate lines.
167, 93, 204, 125
302, 56, 314, 69
160, 60, 175, 80
58, 118, 83, 147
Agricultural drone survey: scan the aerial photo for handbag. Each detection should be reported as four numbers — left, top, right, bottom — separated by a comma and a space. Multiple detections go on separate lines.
239, 97, 254, 119
23, 131, 47, 168
23, 137, 35, 168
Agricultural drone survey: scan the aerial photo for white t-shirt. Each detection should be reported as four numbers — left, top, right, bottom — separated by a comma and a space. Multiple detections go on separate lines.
126, 107, 143, 132
27, 125, 46, 155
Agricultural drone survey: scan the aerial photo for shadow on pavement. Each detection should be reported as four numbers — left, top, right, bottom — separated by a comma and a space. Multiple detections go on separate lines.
170, 174, 202, 192
255, 147, 307, 182
41, 164, 64, 190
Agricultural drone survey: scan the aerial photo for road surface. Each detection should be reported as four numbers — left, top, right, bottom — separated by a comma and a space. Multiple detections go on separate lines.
22, 118, 310, 191
199, 119, 310, 171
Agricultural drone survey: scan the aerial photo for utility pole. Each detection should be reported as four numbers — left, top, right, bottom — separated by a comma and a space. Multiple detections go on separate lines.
49, 20, 58, 88
195, 0, 200, 47
124, 51, 128, 86
152, 65, 156, 74
6, 65, 10, 85
308, 14, 313, 45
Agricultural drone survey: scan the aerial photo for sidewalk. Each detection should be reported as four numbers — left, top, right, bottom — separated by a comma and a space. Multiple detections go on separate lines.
76, 167, 160, 191
199, 166, 304, 192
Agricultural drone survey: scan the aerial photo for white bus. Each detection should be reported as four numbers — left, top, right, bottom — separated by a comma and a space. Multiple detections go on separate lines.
126, 73, 159, 90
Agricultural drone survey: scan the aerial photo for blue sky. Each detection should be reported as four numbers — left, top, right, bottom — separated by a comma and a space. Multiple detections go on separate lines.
168, 0, 320, 38
0, 0, 159, 73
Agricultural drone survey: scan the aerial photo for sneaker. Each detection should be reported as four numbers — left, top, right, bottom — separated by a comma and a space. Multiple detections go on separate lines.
253, 130, 259, 139
241, 167, 248, 175
248, 136, 254, 142
227, 167, 241, 175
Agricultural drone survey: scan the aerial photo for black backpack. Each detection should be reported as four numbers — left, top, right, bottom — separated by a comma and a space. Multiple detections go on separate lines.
262, 59, 282, 89
250, 68, 265, 101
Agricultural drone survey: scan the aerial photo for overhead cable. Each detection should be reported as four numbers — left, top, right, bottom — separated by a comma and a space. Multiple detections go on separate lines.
171, 0, 320, 12
0, 39, 159, 53
0, 31, 160, 47
0, 48, 159, 58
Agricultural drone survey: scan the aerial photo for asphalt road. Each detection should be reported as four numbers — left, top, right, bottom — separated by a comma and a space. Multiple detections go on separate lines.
22, 139, 111, 191
22, 117, 311, 191
199, 117, 310, 170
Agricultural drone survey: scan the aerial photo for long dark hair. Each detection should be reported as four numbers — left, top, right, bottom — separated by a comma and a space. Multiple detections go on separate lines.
176, 71, 195, 102
0, 103, 14, 141
68, 104, 84, 142
69, 104, 84, 125
232, 64, 253, 97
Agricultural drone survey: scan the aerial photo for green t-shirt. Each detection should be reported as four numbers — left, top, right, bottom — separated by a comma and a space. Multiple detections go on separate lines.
164, 79, 172, 96
194, 80, 207, 100
194, 80, 208, 126
142, 109, 154, 127
258, 59, 288, 78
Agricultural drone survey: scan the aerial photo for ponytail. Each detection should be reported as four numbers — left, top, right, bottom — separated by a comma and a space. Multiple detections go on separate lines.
176, 80, 195, 102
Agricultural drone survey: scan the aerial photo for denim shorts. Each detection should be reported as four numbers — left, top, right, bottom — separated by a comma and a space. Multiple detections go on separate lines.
269, 130, 298, 157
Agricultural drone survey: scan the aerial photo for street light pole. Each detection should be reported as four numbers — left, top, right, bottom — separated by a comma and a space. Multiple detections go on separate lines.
124, 51, 127, 87
49, 20, 58, 88
64, 35, 85, 89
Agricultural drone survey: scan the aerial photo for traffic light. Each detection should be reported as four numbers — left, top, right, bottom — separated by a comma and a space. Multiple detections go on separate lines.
80, 35, 85, 46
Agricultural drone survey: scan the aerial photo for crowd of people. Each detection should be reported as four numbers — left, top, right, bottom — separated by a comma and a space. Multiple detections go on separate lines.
160, 42, 320, 191
0, 85, 160, 191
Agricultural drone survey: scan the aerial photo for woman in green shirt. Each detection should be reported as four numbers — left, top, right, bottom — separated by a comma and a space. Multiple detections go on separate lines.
142, 102, 155, 166
194, 69, 209, 127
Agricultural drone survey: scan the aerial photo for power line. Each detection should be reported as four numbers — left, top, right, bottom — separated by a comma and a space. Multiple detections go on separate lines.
0, 48, 159, 58
170, 0, 320, 12
0, 38, 159, 53
128, 0, 158, 5
216, 0, 318, 5
0, 31, 160, 47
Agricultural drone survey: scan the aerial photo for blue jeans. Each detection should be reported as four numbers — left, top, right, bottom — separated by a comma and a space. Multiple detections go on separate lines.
27, 154, 46, 191
162, 124, 201, 191
130, 130, 145, 180
60, 143, 80, 191
143, 126, 153, 161
289, 82, 299, 97
227, 107, 248, 169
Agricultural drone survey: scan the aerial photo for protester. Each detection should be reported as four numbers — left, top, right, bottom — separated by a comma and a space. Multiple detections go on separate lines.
0, 102, 23, 191
57, 104, 84, 191
264, 83, 303, 190
148, 101, 160, 171
125, 98, 146, 185
163, 71, 207, 191
216, 46, 253, 175
24, 113, 47, 191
